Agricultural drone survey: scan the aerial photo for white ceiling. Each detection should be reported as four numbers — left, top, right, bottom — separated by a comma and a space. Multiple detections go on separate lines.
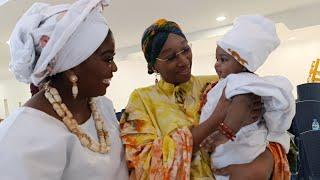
1, 0, 320, 80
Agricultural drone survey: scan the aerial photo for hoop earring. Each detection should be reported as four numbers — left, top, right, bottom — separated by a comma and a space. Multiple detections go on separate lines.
69, 75, 78, 99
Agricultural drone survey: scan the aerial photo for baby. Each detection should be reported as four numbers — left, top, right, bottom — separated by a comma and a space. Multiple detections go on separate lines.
199, 15, 295, 180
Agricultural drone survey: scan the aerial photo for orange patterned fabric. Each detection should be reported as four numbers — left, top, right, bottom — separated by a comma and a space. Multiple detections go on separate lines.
123, 127, 193, 180
268, 142, 291, 180
151, 128, 193, 180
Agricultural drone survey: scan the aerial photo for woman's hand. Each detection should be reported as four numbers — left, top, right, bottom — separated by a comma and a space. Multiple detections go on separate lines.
243, 94, 263, 126
213, 148, 274, 180
209, 92, 262, 127
200, 131, 228, 153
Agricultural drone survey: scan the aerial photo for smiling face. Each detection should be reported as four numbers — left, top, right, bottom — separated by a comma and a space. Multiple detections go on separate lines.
72, 30, 117, 97
153, 33, 192, 85
215, 46, 245, 78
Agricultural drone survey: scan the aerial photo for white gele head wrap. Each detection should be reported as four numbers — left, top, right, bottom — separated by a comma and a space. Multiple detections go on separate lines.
9, 0, 111, 85
217, 15, 280, 72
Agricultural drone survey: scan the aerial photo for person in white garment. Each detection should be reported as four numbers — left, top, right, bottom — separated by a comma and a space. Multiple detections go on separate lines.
0, 0, 128, 180
199, 15, 295, 180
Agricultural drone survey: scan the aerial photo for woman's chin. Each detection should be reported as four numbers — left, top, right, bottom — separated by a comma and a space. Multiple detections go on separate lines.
176, 73, 191, 84
92, 88, 107, 97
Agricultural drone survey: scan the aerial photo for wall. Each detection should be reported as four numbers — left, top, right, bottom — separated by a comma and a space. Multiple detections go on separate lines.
0, 79, 29, 118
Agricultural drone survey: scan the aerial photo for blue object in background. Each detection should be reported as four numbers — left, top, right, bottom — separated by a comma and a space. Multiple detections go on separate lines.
312, 119, 320, 130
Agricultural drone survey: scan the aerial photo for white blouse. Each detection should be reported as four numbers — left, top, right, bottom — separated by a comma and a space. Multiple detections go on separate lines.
0, 96, 128, 180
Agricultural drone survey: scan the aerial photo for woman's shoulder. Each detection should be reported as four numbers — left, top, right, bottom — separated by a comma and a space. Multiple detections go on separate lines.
193, 75, 219, 85
133, 84, 157, 94
95, 96, 120, 127
0, 108, 75, 179
0, 107, 73, 147
95, 96, 114, 108
126, 85, 159, 102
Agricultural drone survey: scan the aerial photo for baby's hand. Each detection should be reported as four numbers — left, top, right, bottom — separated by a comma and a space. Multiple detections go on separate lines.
200, 131, 229, 153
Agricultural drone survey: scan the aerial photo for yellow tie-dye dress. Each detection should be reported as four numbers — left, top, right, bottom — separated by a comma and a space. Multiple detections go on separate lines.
120, 75, 218, 180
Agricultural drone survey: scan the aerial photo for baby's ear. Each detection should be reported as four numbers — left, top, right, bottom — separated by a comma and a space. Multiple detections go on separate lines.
39, 35, 50, 48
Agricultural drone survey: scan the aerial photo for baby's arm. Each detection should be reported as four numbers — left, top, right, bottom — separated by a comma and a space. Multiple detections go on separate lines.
202, 94, 254, 151
224, 94, 253, 133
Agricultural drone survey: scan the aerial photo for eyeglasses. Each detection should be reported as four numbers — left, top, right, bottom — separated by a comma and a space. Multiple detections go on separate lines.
156, 43, 192, 62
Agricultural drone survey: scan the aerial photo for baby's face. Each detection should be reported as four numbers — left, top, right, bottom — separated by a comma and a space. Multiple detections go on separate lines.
215, 46, 244, 78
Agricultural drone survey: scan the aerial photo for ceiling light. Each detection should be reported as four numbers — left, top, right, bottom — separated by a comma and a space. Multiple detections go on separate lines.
6, 40, 10, 45
216, 16, 226, 22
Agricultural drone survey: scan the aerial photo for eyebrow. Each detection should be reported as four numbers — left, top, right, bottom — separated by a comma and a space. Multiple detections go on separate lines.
160, 39, 188, 55
100, 50, 115, 56
216, 52, 228, 59
217, 54, 228, 57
